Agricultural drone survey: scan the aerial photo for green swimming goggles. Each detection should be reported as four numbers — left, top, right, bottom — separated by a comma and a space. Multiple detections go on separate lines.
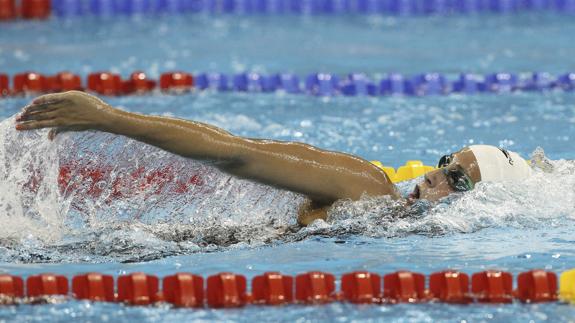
437, 154, 475, 192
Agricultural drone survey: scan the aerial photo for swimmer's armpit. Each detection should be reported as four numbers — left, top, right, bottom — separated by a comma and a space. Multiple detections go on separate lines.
297, 199, 331, 226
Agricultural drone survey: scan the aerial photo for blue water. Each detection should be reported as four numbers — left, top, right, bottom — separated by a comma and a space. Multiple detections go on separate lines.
1, 14, 575, 322
1, 14, 575, 75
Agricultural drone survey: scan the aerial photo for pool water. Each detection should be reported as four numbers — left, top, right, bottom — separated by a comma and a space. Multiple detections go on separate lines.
1, 13, 575, 322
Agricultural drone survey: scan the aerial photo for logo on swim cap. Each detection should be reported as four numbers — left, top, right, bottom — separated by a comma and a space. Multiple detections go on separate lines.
498, 148, 514, 165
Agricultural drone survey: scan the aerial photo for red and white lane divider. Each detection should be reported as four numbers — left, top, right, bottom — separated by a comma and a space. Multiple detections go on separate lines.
1, 269, 574, 307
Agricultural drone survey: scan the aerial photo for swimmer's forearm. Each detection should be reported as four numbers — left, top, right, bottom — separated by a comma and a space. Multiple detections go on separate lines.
100, 108, 241, 162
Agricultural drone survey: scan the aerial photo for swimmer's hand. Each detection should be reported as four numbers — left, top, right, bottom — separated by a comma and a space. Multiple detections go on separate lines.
15, 91, 115, 140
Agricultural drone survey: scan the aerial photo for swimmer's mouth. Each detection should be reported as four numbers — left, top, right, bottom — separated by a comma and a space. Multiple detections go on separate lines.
408, 185, 420, 200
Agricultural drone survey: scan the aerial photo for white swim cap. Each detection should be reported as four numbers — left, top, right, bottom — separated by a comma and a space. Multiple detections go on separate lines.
469, 145, 532, 182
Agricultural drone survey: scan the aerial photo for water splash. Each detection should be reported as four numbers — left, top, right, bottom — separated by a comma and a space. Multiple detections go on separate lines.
0, 116, 303, 262
0, 117, 65, 243
0, 115, 574, 263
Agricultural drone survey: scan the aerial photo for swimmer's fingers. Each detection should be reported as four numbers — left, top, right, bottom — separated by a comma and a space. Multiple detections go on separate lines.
20, 102, 62, 116
15, 119, 61, 131
16, 109, 60, 122
31, 92, 69, 106
17, 99, 65, 123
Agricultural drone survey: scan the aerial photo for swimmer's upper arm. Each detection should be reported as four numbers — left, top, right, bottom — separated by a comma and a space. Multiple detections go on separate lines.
219, 139, 399, 204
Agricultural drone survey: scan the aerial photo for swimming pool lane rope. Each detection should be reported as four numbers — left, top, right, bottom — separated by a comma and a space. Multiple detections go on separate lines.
1, 71, 574, 98
1, 269, 574, 307
1, 0, 575, 20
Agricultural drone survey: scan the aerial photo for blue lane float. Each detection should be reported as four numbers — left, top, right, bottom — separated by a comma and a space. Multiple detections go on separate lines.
558, 72, 575, 90
306, 73, 340, 96
1, 70, 574, 98
341, 73, 378, 96
380, 73, 409, 96
49, 0, 575, 17
278, 74, 302, 94
452, 73, 483, 94
196, 73, 230, 91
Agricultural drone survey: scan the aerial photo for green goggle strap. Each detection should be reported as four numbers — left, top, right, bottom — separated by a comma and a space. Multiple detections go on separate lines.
442, 167, 475, 192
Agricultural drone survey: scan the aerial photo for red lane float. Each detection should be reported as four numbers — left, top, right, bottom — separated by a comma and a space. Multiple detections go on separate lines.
14, 72, 50, 94
429, 271, 471, 303
5, 72, 81, 95
206, 273, 247, 308
21, 0, 51, 19
0, 74, 8, 96
72, 273, 115, 302
26, 274, 68, 297
252, 272, 293, 305
163, 273, 204, 308
124, 71, 156, 94
160, 72, 194, 93
87, 72, 123, 96
383, 271, 426, 303
0, 275, 24, 298
516, 270, 557, 303
341, 271, 382, 304
0, 0, 16, 20
295, 271, 336, 304
472, 270, 513, 303
117, 273, 160, 305
49, 72, 83, 92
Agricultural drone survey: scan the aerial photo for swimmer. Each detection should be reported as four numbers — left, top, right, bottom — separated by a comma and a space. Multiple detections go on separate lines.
14, 91, 533, 225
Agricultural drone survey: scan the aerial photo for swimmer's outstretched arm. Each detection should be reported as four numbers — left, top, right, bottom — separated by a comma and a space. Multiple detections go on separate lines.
16, 91, 399, 218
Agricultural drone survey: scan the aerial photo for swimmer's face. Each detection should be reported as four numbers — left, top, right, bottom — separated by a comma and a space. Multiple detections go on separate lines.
409, 147, 480, 202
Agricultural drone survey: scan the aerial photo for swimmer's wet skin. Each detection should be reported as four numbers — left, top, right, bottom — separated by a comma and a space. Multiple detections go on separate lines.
15, 91, 532, 226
